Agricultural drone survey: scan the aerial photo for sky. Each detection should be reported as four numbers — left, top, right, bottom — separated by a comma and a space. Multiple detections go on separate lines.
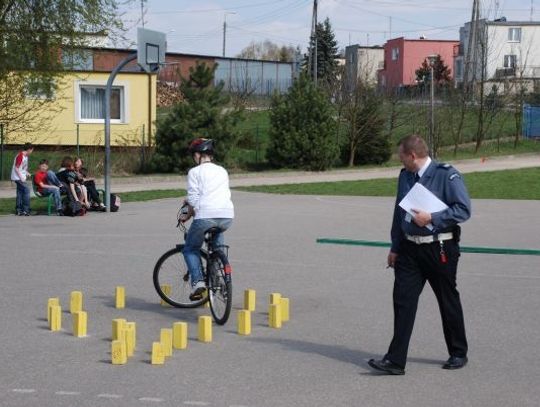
117, 0, 539, 57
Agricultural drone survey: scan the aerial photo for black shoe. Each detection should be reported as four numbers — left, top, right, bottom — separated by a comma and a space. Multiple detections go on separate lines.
442, 356, 468, 370
57, 210, 65, 216
189, 282, 207, 301
368, 358, 405, 375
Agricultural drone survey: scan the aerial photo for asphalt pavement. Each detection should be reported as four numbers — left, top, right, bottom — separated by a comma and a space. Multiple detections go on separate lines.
0, 189, 539, 407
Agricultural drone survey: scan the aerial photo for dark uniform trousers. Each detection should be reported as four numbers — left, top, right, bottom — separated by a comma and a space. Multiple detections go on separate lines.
385, 238, 468, 368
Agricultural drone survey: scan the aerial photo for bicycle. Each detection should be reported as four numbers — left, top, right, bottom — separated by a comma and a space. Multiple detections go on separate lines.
153, 208, 233, 325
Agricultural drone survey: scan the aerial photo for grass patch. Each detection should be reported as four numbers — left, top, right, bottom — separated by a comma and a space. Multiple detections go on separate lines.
0, 188, 185, 216
235, 167, 540, 200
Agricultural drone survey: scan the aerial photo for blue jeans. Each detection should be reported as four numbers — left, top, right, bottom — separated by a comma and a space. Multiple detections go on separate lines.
14, 180, 30, 214
183, 218, 233, 286
41, 187, 62, 211
47, 170, 63, 188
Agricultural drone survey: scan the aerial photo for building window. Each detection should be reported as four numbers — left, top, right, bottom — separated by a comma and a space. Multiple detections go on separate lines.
25, 77, 55, 100
508, 27, 521, 42
455, 60, 463, 78
62, 49, 93, 71
391, 47, 399, 61
77, 84, 125, 123
504, 55, 517, 68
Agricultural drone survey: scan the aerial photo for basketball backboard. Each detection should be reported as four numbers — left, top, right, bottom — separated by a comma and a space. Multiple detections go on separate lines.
137, 27, 166, 73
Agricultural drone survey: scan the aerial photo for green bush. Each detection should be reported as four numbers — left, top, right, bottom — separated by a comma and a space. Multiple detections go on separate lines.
267, 74, 338, 171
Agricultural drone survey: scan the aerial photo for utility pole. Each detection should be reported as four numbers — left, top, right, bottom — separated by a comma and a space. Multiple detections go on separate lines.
140, 0, 145, 28
222, 12, 236, 57
308, 0, 318, 84
463, 0, 479, 96
389, 16, 392, 39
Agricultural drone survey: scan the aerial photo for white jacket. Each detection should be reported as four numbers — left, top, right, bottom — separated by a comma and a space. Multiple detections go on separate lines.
186, 162, 234, 219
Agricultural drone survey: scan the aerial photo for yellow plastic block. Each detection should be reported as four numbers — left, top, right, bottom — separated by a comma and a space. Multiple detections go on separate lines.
173, 322, 188, 350
72, 311, 87, 337
160, 285, 171, 306
47, 298, 60, 322
269, 292, 281, 305
125, 323, 136, 357
111, 340, 127, 365
50, 305, 62, 331
280, 297, 290, 322
244, 289, 256, 311
160, 328, 173, 357
112, 318, 126, 340
151, 342, 165, 365
238, 310, 251, 335
115, 286, 125, 309
126, 322, 137, 350
69, 291, 83, 314
269, 304, 282, 329
198, 316, 212, 343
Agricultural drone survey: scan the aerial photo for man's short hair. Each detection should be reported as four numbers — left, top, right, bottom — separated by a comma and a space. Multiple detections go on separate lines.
39, 159, 49, 165
23, 142, 34, 151
399, 135, 429, 158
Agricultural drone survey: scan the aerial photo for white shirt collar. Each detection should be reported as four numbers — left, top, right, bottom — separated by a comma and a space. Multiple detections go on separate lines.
417, 157, 432, 178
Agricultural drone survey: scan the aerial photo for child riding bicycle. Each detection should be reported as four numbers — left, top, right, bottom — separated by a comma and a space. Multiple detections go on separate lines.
181, 138, 234, 301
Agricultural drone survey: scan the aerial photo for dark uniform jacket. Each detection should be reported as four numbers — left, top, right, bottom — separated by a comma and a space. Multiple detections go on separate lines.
390, 160, 472, 253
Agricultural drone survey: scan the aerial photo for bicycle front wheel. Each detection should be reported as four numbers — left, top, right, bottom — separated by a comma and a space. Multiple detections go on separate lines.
207, 250, 232, 325
153, 246, 208, 308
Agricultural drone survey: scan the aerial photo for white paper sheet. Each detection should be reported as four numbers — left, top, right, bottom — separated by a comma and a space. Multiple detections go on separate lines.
398, 183, 448, 230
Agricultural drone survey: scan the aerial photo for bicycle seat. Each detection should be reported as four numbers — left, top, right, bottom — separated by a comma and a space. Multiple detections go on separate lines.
205, 227, 225, 236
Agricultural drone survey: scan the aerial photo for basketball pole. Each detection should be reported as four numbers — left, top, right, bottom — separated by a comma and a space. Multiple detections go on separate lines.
104, 53, 137, 213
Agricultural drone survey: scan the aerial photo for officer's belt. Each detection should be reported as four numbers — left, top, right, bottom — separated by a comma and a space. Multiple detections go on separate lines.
405, 232, 453, 245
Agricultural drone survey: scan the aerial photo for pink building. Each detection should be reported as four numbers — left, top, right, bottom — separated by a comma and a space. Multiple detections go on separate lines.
378, 37, 459, 90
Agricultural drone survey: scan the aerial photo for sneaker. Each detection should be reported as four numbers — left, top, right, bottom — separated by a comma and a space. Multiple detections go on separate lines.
189, 281, 207, 301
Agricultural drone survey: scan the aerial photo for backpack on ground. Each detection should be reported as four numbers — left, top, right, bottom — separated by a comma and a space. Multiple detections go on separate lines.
110, 194, 121, 212
63, 199, 86, 217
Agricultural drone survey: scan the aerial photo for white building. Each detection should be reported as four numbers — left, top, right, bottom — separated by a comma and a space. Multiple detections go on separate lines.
345, 45, 384, 88
454, 18, 540, 90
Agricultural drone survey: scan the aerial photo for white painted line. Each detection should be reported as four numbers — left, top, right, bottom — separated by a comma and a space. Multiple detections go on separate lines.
139, 397, 165, 403
184, 402, 210, 406
55, 391, 81, 395
97, 393, 123, 399
12, 389, 36, 394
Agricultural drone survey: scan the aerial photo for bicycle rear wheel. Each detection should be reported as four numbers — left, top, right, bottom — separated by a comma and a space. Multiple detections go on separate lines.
153, 246, 208, 308
207, 250, 232, 325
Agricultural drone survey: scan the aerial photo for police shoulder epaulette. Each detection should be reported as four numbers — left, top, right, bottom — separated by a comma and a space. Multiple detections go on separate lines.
437, 162, 452, 170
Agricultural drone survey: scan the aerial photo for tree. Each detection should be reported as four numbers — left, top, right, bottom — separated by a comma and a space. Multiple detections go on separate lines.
344, 86, 389, 166
151, 62, 243, 173
267, 73, 338, 171
237, 40, 298, 62
303, 17, 340, 85
415, 56, 452, 85
0, 0, 129, 137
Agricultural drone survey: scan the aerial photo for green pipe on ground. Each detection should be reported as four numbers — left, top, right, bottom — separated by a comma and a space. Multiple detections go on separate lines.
316, 238, 540, 256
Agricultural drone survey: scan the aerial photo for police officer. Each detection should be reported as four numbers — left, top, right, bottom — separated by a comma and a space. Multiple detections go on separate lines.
368, 134, 471, 375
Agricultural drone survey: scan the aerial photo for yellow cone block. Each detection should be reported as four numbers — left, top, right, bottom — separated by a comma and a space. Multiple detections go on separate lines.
244, 289, 256, 311
47, 297, 60, 323
69, 291, 83, 314
173, 322, 188, 350
151, 342, 165, 365
112, 318, 126, 340
111, 340, 127, 365
198, 316, 212, 343
160, 328, 173, 357
280, 297, 290, 322
125, 323, 136, 357
50, 305, 62, 331
269, 304, 282, 329
238, 310, 251, 335
115, 286, 125, 309
160, 285, 171, 306
126, 322, 137, 351
269, 292, 281, 305
72, 311, 87, 337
